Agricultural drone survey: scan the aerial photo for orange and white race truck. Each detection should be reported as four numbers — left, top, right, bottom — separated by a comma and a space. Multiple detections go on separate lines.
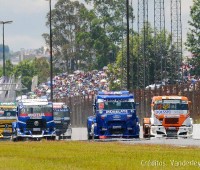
143, 96, 193, 138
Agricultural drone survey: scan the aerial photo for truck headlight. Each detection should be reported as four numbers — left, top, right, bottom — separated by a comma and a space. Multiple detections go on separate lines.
127, 114, 132, 118
101, 114, 107, 119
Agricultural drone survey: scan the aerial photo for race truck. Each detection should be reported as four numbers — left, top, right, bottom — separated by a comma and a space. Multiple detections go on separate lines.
87, 91, 140, 139
53, 102, 72, 139
0, 102, 17, 139
12, 99, 56, 141
143, 96, 193, 138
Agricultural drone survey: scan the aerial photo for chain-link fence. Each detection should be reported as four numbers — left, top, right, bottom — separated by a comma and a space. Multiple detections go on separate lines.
56, 83, 200, 127
134, 82, 200, 123
55, 95, 94, 127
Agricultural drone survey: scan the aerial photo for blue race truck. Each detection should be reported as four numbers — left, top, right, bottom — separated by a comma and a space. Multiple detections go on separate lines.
53, 102, 72, 140
87, 91, 140, 139
12, 99, 56, 141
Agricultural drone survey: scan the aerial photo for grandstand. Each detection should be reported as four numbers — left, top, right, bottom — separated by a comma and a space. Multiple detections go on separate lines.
0, 76, 26, 102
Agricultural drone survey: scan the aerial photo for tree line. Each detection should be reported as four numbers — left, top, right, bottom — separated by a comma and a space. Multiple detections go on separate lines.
0, 0, 199, 91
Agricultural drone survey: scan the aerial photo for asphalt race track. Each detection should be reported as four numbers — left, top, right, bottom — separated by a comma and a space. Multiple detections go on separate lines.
71, 124, 200, 147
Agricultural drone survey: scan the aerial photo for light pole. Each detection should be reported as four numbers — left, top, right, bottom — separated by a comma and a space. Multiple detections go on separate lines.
126, 0, 130, 90
46, 0, 53, 102
0, 21, 13, 77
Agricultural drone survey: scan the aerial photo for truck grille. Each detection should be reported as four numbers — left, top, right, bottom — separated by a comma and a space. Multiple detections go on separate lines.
0, 121, 14, 137
55, 123, 63, 129
26, 119, 47, 129
108, 121, 125, 126
55, 123, 68, 135
164, 118, 179, 124
109, 129, 124, 135
107, 121, 125, 135
0, 123, 12, 129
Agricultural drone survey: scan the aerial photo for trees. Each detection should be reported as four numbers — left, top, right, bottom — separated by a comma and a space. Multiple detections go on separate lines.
43, 0, 129, 72
115, 24, 171, 89
5, 60, 14, 76
84, 0, 131, 69
13, 58, 50, 91
32, 57, 50, 84
185, 0, 200, 75
13, 60, 36, 91
43, 0, 89, 72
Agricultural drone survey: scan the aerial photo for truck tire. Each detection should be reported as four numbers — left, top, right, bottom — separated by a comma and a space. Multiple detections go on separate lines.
11, 129, 19, 142
88, 132, 92, 140
134, 135, 139, 139
143, 125, 150, 138
46, 136, 56, 140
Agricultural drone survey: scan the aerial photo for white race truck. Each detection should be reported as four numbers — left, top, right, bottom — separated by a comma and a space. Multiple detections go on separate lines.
143, 96, 193, 138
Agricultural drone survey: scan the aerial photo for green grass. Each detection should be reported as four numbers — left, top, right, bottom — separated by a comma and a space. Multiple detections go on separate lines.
0, 141, 200, 170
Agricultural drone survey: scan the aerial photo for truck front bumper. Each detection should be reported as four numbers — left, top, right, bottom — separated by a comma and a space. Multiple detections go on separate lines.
15, 130, 56, 139
150, 125, 193, 137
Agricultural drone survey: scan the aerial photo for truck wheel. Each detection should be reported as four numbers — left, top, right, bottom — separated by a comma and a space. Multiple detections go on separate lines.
143, 125, 150, 138
66, 136, 71, 140
134, 135, 139, 139
11, 130, 18, 142
88, 132, 92, 140
11, 136, 17, 142
47, 136, 56, 140
143, 134, 150, 138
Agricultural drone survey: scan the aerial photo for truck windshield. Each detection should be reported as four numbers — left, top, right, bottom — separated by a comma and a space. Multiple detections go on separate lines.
154, 103, 188, 110
98, 101, 134, 110
20, 106, 52, 113
0, 109, 16, 117
54, 110, 70, 118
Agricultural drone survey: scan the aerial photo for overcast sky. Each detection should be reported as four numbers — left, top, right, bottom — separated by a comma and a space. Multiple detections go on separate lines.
0, 0, 193, 53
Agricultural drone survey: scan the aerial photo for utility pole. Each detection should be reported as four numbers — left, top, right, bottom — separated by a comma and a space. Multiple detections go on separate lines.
0, 21, 13, 77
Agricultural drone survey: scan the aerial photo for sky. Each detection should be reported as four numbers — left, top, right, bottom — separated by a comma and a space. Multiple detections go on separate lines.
0, 0, 194, 53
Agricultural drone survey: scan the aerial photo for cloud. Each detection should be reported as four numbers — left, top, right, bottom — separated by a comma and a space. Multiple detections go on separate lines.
182, 0, 193, 14
0, 0, 49, 15
0, 0, 50, 51
6, 34, 46, 51
0, 0, 194, 52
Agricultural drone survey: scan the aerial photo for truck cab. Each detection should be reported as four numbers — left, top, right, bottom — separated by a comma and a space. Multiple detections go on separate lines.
87, 91, 140, 139
53, 102, 72, 139
143, 96, 193, 138
12, 99, 56, 141
0, 102, 17, 139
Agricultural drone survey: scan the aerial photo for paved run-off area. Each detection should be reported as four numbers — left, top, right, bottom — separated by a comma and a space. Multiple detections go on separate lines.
71, 124, 200, 147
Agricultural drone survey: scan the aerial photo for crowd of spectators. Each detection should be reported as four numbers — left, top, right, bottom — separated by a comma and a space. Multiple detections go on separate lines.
27, 62, 200, 99
181, 64, 199, 82
32, 68, 110, 99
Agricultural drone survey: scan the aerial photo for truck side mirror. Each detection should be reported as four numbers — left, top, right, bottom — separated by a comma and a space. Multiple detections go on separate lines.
92, 103, 96, 115
93, 103, 97, 108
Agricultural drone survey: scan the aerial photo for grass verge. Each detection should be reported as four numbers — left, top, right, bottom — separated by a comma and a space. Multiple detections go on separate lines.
0, 141, 199, 170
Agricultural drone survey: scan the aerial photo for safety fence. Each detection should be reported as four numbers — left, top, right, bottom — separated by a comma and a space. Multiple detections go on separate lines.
57, 82, 200, 127
56, 95, 94, 127
134, 82, 200, 123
